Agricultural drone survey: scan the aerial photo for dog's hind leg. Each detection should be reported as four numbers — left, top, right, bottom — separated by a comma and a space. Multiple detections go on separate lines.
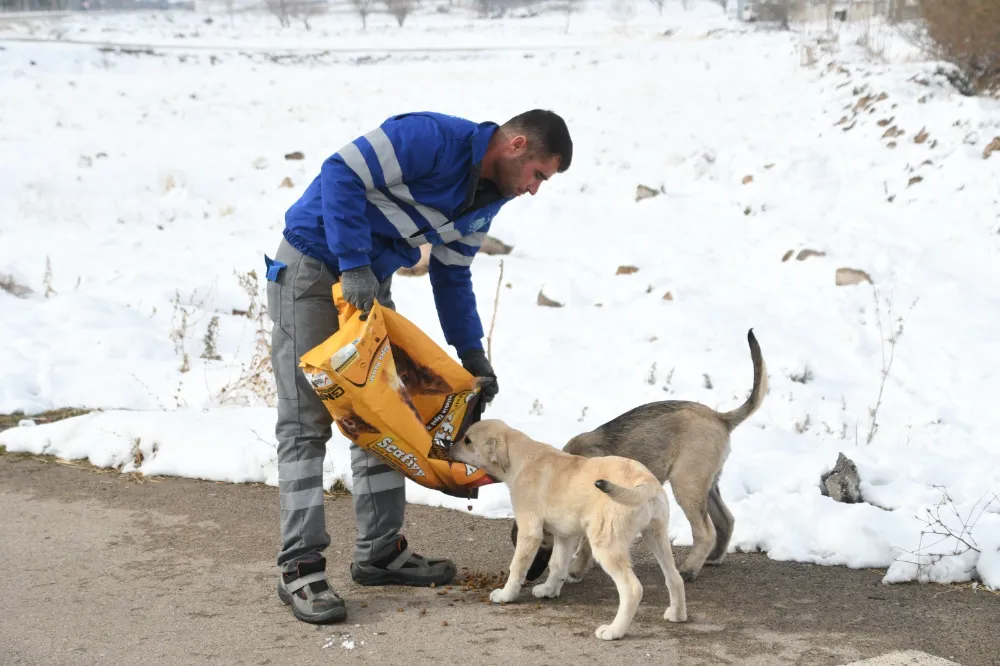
491, 517, 544, 605
589, 544, 643, 640
644, 502, 687, 623
510, 521, 553, 583
705, 480, 734, 565
532, 535, 575, 599
567, 535, 594, 583
672, 486, 716, 582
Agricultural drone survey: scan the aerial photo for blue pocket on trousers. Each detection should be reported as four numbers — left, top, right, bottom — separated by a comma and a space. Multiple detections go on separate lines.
264, 255, 287, 282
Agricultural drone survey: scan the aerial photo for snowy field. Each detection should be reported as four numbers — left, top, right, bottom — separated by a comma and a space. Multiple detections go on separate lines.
2, 0, 999, 589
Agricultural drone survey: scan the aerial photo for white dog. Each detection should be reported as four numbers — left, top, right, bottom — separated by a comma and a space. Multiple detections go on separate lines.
450, 418, 687, 641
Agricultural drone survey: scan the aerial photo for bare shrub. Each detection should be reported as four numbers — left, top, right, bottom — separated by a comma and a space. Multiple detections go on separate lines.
201, 315, 222, 362
789, 365, 814, 384
893, 485, 1000, 584
217, 270, 276, 407
865, 285, 918, 445
167, 286, 214, 376
916, 0, 1000, 95
43, 256, 55, 298
486, 260, 504, 363
853, 3, 890, 62
170, 291, 195, 374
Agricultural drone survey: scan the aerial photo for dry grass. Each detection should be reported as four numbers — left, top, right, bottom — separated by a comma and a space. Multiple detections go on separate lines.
942, 580, 1000, 596
0, 408, 160, 481
0, 407, 93, 433
2, 450, 158, 484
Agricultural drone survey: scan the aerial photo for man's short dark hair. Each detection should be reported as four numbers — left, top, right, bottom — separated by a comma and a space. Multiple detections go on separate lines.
502, 109, 573, 173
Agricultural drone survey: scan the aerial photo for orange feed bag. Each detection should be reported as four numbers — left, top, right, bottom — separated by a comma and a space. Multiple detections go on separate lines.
299, 284, 497, 499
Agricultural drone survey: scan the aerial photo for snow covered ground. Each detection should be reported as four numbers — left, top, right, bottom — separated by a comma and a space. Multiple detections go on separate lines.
2, 1, 999, 589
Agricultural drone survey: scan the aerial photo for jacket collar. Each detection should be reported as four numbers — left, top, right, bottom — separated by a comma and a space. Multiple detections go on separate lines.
459, 122, 507, 213
471, 121, 499, 166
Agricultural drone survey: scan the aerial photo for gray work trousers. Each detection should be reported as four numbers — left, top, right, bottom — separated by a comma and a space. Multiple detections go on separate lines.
266, 237, 404, 572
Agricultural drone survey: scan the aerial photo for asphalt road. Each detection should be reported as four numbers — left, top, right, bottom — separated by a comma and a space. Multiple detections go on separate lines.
1, 452, 997, 666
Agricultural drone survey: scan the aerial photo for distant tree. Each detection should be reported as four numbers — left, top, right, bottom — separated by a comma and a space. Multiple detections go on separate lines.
565, 0, 584, 32
384, 0, 416, 27
353, 0, 374, 29
266, 0, 292, 28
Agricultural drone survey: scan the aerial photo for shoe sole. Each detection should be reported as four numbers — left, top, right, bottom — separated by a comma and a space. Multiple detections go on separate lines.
350, 562, 457, 587
277, 584, 348, 624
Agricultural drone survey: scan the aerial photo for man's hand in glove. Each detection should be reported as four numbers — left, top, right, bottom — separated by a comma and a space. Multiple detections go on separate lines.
460, 349, 499, 404
340, 265, 379, 315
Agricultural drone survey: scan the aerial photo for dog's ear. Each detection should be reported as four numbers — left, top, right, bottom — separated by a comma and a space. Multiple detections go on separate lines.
487, 433, 510, 473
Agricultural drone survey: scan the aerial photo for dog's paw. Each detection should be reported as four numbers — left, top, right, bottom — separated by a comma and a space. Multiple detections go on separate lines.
679, 568, 699, 583
567, 562, 591, 583
664, 605, 687, 623
595, 624, 625, 641
489, 588, 516, 604
531, 583, 560, 599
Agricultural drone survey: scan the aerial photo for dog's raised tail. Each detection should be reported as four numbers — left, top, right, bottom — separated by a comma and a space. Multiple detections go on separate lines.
717, 328, 768, 432
594, 479, 662, 506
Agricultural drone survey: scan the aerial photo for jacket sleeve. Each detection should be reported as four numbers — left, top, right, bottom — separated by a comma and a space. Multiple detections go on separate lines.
428, 230, 488, 356
320, 114, 447, 271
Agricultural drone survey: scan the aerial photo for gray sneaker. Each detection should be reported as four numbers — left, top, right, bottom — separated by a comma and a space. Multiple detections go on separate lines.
350, 536, 456, 587
277, 556, 347, 624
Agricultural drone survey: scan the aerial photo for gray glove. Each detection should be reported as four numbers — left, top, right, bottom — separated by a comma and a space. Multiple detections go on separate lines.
340, 265, 379, 314
460, 349, 498, 404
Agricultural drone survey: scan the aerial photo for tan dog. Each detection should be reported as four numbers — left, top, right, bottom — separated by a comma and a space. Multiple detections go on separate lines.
450, 419, 687, 641
512, 328, 767, 584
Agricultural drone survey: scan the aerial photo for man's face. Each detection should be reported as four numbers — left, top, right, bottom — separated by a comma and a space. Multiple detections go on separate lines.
492, 134, 561, 198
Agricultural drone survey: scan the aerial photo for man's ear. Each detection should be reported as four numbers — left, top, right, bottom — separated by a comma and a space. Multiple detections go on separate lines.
510, 134, 527, 153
